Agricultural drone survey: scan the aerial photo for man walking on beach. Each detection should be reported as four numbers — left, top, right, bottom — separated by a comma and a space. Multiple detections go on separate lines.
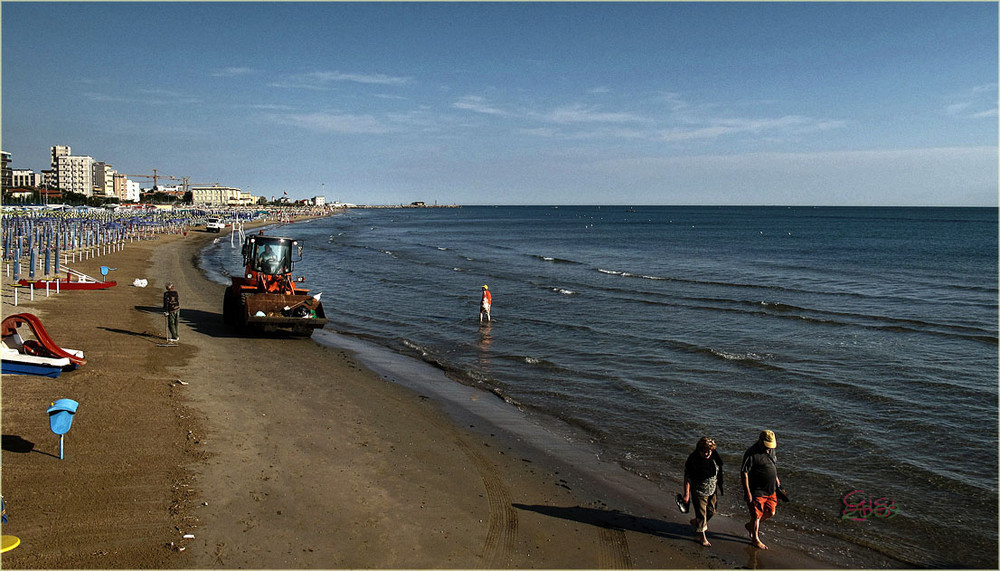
162, 282, 180, 343
741, 430, 780, 550
479, 284, 492, 324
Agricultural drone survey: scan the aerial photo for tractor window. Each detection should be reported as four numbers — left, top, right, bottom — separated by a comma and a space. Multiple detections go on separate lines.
252, 242, 291, 275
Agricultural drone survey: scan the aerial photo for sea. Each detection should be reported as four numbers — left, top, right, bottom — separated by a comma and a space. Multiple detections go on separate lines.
200, 205, 998, 568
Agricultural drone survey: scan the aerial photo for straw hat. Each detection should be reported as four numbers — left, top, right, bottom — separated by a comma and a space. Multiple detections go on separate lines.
760, 430, 777, 448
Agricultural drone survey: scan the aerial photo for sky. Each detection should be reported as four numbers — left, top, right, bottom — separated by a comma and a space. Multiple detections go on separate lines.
2, 2, 997, 206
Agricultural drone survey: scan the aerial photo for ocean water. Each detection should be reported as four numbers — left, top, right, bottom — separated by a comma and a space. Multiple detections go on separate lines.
200, 206, 998, 567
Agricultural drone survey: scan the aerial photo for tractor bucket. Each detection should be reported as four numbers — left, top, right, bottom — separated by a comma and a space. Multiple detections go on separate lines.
236, 292, 328, 335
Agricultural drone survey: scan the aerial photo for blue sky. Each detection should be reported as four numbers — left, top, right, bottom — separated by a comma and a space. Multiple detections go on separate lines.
2, 2, 996, 205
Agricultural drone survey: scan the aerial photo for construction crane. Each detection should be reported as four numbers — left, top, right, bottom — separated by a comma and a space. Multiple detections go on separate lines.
121, 169, 181, 191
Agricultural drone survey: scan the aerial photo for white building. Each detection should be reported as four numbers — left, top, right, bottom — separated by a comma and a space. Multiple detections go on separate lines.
57, 154, 94, 196
51, 145, 70, 169
191, 184, 258, 207
113, 173, 142, 202
12, 169, 41, 188
93, 162, 116, 197
126, 179, 142, 202
42, 169, 57, 189
311, 195, 326, 206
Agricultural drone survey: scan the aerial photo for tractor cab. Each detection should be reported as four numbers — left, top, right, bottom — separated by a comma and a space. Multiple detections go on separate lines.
225, 231, 328, 335
242, 235, 300, 277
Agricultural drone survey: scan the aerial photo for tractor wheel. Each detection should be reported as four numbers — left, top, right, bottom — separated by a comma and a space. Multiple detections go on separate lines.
239, 293, 251, 329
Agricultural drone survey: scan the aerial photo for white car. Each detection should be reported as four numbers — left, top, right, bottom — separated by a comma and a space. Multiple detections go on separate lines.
206, 217, 226, 233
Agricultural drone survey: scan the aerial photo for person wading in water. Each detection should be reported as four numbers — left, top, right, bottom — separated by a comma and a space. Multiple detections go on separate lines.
479, 284, 492, 324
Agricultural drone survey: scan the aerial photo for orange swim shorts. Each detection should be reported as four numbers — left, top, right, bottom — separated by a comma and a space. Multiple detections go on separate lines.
749, 493, 778, 519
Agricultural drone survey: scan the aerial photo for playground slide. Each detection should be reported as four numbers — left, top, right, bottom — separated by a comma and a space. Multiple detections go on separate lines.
1, 313, 87, 366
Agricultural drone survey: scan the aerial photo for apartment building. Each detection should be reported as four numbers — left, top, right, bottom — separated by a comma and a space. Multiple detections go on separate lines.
112, 173, 142, 202
92, 161, 116, 197
57, 154, 94, 196
191, 184, 259, 206
51, 145, 70, 169
12, 169, 42, 188
42, 169, 57, 189
1, 151, 11, 190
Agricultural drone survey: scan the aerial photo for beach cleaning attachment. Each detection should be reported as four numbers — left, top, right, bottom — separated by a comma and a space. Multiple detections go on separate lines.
222, 232, 328, 335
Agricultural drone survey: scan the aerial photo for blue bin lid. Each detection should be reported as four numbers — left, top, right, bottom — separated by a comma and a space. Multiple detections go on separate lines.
47, 399, 78, 435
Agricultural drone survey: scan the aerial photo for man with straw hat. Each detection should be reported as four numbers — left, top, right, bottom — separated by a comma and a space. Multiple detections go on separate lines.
741, 430, 780, 549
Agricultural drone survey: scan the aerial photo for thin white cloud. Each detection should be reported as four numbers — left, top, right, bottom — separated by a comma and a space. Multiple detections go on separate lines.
270, 71, 411, 92
137, 88, 189, 98
944, 83, 998, 118
244, 103, 295, 111
303, 71, 411, 86
656, 91, 691, 113
211, 67, 257, 77
651, 109, 844, 143
451, 90, 843, 146
453, 97, 642, 124
656, 125, 733, 143
84, 92, 132, 103
970, 108, 998, 119
543, 104, 642, 124
268, 81, 339, 91
515, 127, 559, 137
270, 111, 394, 134
84, 90, 200, 105
452, 96, 507, 116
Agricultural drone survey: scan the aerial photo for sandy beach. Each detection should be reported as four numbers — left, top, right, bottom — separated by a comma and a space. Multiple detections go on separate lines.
2, 218, 854, 569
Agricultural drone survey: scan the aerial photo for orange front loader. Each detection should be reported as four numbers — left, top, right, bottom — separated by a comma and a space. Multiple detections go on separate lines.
222, 232, 328, 335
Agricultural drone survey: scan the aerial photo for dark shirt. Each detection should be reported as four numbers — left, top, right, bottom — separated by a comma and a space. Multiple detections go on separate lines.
163, 290, 180, 312
685, 450, 724, 497
741, 444, 777, 497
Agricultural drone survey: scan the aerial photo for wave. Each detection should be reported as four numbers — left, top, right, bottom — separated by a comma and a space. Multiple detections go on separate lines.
497, 354, 562, 371
593, 267, 881, 299
751, 300, 998, 344
596, 268, 667, 281
414, 242, 450, 252
578, 282, 997, 345
550, 287, 577, 295
701, 348, 785, 372
531, 254, 584, 265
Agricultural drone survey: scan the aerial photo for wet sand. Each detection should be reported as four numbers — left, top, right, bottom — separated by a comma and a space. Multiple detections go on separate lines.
2, 220, 848, 568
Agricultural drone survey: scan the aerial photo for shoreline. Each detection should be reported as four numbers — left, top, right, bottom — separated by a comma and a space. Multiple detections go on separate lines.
2, 216, 899, 568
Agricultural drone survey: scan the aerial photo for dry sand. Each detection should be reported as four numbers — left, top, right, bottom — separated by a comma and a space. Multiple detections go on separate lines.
1, 219, 837, 568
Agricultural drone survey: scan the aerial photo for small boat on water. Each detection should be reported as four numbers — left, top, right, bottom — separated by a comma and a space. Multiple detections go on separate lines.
1, 313, 85, 378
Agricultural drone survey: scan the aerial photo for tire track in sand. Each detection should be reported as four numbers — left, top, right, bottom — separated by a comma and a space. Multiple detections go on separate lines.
597, 526, 633, 569
453, 437, 517, 568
